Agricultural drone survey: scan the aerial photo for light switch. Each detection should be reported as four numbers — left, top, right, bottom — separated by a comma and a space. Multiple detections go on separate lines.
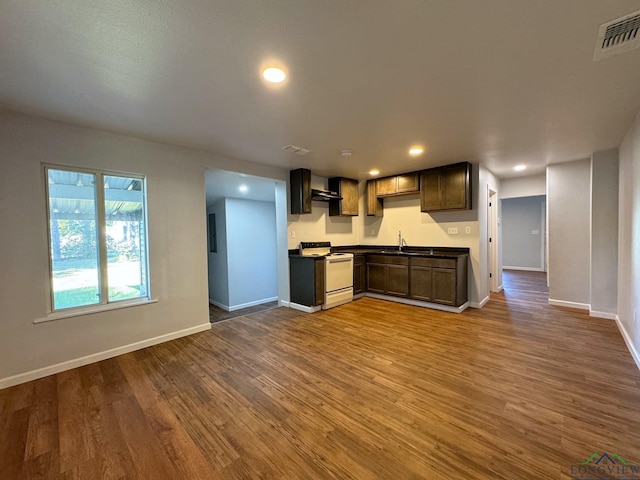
448, 227, 459, 235
465, 227, 471, 234
291, 231, 296, 239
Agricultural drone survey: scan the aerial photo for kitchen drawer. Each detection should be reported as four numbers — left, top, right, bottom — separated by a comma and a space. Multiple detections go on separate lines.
410, 257, 456, 269
366, 254, 409, 265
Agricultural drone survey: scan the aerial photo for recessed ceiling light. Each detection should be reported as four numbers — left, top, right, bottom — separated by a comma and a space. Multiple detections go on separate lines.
409, 146, 424, 156
239, 185, 248, 193
514, 165, 527, 171
369, 169, 380, 176
341, 149, 352, 157
262, 67, 286, 83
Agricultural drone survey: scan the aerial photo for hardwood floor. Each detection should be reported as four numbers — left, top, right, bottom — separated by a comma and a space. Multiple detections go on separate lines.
2, 271, 640, 479
209, 301, 279, 324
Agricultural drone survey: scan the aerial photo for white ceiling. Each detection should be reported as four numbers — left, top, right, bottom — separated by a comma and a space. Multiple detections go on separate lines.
205, 169, 277, 206
1, 1, 640, 179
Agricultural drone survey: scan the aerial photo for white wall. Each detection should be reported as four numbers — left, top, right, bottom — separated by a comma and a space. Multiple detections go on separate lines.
0, 110, 291, 388
502, 195, 546, 270
591, 149, 618, 317
618, 111, 640, 364
500, 173, 546, 199
207, 200, 229, 307
226, 198, 278, 309
547, 159, 591, 307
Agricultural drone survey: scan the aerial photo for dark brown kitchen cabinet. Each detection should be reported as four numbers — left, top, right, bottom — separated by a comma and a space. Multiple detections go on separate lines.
328, 177, 359, 216
289, 256, 325, 306
366, 179, 383, 216
353, 255, 366, 295
366, 255, 409, 297
420, 162, 472, 212
408, 256, 467, 306
375, 173, 419, 197
290, 168, 311, 214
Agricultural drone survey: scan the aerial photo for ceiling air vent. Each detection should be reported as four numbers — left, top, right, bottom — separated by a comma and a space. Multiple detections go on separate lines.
593, 10, 640, 61
282, 144, 311, 156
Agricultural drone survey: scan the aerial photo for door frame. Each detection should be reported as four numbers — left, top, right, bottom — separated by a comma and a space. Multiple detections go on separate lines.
488, 186, 500, 293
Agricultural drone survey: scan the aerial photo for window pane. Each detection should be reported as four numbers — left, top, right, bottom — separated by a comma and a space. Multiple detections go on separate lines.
48, 169, 100, 310
104, 175, 148, 301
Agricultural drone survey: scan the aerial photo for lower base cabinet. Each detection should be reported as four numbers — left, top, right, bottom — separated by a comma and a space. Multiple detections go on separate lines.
366, 256, 409, 297
353, 255, 366, 295
289, 257, 325, 307
365, 253, 468, 307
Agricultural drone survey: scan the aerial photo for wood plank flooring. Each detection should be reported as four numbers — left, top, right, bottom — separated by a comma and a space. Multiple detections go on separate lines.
2, 271, 640, 479
209, 301, 279, 324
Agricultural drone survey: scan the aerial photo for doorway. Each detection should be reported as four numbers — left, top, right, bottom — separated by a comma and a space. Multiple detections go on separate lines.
488, 187, 500, 293
205, 169, 288, 316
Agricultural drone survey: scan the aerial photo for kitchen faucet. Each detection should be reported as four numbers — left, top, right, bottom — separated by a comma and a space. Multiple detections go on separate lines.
398, 230, 403, 251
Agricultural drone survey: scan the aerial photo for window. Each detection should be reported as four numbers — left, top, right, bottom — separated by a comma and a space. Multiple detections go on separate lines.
45, 166, 149, 311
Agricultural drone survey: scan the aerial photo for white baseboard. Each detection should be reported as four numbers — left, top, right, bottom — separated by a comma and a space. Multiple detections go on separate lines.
279, 300, 290, 308
496, 284, 504, 293
615, 315, 640, 372
589, 309, 617, 320
288, 302, 322, 313
470, 295, 490, 309
503, 266, 545, 272
0, 323, 212, 390
365, 293, 469, 313
548, 298, 590, 310
209, 299, 230, 311
228, 297, 278, 312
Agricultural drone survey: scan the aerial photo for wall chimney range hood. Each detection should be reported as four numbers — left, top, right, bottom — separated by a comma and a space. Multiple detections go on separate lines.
311, 188, 342, 201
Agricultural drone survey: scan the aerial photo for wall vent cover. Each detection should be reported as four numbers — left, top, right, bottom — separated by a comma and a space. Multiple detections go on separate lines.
282, 144, 311, 155
593, 10, 640, 61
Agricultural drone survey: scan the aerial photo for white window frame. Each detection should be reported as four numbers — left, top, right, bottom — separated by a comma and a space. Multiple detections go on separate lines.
42, 164, 152, 318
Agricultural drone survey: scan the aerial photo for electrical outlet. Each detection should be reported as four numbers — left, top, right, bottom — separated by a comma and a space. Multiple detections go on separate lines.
291, 231, 296, 239
448, 227, 459, 235
465, 227, 471, 234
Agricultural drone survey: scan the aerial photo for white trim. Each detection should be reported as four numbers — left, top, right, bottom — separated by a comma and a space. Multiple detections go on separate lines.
279, 300, 290, 308
228, 297, 278, 312
548, 298, 590, 310
470, 295, 490, 309
496, 284, 504, 293
615, 315, 640, 372
589, 310, 617, 320
0, 323, 211, 390
365, 293, 469, 313
288, 302, 322, 313
503, 266, 545, 272
34, 298, 159, 324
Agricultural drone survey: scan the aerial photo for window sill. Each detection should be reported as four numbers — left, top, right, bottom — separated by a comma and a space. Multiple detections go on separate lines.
34, 298, 159, 324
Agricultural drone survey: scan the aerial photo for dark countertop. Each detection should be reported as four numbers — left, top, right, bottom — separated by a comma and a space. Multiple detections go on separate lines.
289, 245, 470, 259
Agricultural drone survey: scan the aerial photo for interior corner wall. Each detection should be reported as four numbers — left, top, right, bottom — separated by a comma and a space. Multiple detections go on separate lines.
547, 159, 591, 307
618, 110, 640, 360
502, 195, 546, 270
207, 199, 229, 308
590, 149, 618, 316
226, 198, 278, 309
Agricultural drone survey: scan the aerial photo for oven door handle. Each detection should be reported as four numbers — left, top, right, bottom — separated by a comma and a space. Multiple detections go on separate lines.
326, 257, 352, 263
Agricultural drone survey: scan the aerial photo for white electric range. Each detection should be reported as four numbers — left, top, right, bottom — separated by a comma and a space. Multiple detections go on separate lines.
299, 242, 354, 309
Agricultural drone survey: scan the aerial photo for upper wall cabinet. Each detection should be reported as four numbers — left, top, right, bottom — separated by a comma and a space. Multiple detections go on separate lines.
375, 173, 420, 197
290, 168, 311, 214
329, 177, 359, 216
366, 179, 383, 217
420, 162, 472, 212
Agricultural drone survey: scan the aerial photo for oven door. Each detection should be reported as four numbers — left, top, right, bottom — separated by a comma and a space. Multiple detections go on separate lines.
325, 256, 353, 292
